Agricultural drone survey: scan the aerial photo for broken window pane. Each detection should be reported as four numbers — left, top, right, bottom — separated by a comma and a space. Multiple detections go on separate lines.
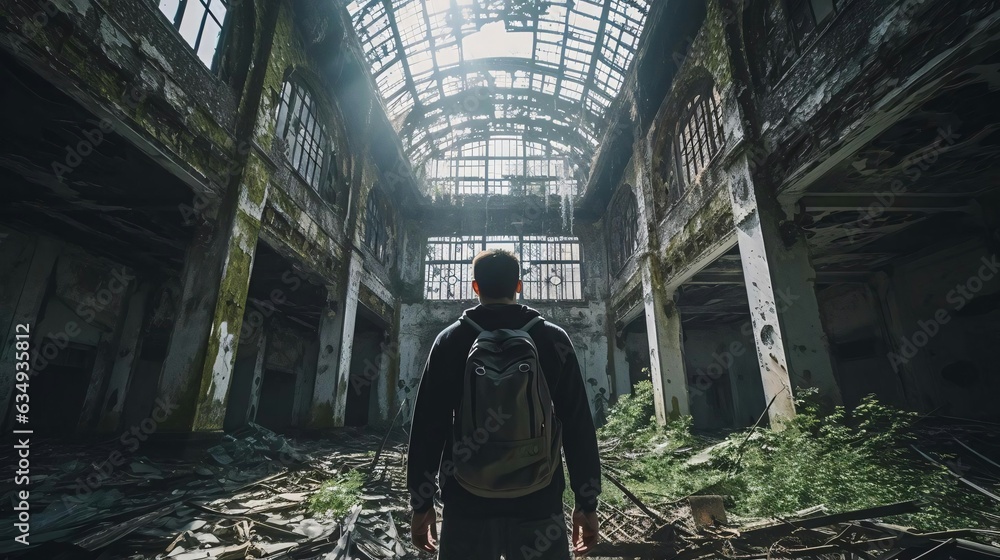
275, 79, 336, 202
158, 0, 229, 70
345, 0, 651, 176
363, 189, 392, 263
609, 187, 640, 274
425, 236, 583, 301
675, 90, 725, 188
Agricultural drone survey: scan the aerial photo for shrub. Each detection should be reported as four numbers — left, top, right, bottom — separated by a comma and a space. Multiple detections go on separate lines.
309, 470, 365, 518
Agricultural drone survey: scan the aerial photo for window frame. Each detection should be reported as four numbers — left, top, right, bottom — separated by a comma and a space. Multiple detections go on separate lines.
363, 188, 392, 263
275, 77, 338, 203
424, 235, 584, 302
673, 87, 725, 192
609, 186, 640, 276
157, 0, 231, 72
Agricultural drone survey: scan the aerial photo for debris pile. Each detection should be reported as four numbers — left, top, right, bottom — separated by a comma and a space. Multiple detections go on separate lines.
0, 424, 416, 559
1, 409, 996, 559
590, 500, 1000, 559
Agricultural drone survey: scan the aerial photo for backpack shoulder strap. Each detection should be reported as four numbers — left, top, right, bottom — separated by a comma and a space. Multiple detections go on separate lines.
521, 316, 544, 332
460, 312, 485, 333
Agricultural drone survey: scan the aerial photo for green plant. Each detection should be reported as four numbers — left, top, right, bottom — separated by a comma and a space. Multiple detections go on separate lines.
308, 470, 365, 518
598, 380, 658, 450
595, 387, 994, 532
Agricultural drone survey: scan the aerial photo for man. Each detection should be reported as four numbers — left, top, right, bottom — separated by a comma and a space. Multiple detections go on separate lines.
407, 248, 601, 559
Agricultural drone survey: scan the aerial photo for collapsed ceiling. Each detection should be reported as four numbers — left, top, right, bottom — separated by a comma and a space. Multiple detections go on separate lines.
344, 0, 650, 195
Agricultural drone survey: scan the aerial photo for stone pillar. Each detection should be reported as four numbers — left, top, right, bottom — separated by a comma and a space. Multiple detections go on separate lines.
330, 250, 364, 426
309, 286, 346, 428
90, 282, 151, 432
640, 259, 690, 424
726, 155, 842, 425
155, 160, 268, 432
0, 236, 58, 427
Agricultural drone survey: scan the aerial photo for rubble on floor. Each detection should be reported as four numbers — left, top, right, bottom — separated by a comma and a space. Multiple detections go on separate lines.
1, 414, 997, 559
0, 424, 418, 559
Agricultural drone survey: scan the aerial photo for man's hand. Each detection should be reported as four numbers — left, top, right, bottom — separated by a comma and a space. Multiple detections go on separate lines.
411, 508, 438, 553
571, 508, 600, 557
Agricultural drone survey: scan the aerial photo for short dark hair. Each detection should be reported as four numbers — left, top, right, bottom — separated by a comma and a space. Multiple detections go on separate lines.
472, 249, 520, 298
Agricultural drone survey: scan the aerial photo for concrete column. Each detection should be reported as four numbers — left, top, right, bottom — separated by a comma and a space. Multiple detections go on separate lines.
0, 236, 59, 427
91, 282, 151, 432
640, 259, 690, 424
309, 286, 347, 428
726, 155, 842, 425
330, 250, 364, 427
155, 161, 269, 432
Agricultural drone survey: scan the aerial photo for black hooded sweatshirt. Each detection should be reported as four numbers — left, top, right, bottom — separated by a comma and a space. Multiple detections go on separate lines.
406, 303, 601, 518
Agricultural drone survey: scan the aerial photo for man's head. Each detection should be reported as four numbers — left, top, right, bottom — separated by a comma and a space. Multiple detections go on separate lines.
472, 249, 522, 303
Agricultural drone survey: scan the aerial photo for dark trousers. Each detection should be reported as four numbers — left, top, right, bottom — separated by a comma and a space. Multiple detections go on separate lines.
438, 512, 571, 560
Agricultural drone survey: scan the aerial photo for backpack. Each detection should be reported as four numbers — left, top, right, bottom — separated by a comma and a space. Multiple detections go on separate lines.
452, 313, 563, 498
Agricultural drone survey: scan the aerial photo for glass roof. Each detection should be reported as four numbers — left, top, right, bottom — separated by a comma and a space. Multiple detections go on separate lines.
345, 0, 650, 184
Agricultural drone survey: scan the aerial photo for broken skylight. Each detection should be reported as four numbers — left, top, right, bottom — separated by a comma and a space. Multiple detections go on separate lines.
345, 0, 650, 196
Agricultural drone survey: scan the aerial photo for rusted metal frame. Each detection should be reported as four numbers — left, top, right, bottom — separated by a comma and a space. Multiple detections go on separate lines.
416, 0, 449, 116
581, 0, 612, 124
550, 1, 575, 103
381, 0, 422, 116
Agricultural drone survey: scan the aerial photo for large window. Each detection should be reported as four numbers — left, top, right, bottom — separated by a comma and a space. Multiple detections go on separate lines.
363, 189, 392, 263
609, 187, 640, 274
275, 79, 336, 201
675, 89, 725, 189
425, 236, 583, 301
158, 0, 229, 69
424, 136, 574, 197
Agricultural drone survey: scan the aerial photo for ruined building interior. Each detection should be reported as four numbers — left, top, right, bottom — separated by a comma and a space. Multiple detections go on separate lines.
2, 0, 1000, 558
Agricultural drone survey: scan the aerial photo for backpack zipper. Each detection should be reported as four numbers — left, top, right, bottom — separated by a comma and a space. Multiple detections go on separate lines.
526, 368, 536, 439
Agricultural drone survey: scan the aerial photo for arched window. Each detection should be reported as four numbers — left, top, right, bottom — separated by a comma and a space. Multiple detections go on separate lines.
158, 0, 230, 70
675, 88, 725, 189
363, 188, 392, 263
609, 186, 640, 274
275, 78, 337, 202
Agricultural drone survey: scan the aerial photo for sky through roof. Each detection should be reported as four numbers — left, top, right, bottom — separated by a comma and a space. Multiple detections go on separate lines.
345, 0, 650, 195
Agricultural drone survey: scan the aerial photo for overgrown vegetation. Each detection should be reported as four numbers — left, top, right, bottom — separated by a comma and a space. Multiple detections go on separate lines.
593, 381, 993, 532
309, 470, 365, 518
